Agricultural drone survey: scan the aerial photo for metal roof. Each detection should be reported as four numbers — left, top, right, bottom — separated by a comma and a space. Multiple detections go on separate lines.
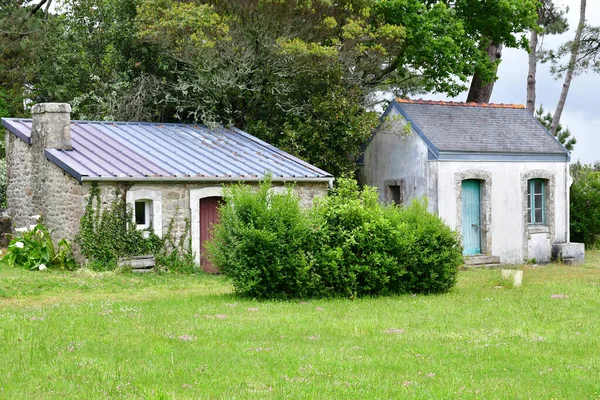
1, 119, 332, 182
393, 99, 569, 158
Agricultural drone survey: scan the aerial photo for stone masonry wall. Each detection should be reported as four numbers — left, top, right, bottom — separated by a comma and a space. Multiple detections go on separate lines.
90, 181, 329, 237
6, 132, 38, 229
83, 181, 329, 262
6, 130, 84, 247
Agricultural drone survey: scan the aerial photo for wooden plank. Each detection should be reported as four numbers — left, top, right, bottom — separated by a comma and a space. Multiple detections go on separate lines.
118, 256, 156, 268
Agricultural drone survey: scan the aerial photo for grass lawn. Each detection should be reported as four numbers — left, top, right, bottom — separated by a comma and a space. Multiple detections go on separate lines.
1, 254, 600, 399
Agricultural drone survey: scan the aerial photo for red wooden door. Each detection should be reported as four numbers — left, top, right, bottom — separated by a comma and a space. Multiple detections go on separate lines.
200, 196, 224, 273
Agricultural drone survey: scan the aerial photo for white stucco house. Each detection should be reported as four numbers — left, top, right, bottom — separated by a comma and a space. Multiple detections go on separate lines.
360, 98, 583, 264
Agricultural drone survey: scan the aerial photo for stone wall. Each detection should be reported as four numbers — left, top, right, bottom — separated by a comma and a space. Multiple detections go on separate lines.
87, 181, 329, 264
6, 132, 38, 228
6, 117, 84, 249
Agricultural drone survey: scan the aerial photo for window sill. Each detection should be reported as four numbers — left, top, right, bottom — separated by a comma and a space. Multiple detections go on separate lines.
527, 224, 550, 234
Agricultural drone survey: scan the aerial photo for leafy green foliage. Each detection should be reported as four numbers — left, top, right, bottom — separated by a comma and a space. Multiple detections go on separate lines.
1, 223, 77, 271
384, 199, 463, 293
545, 24, 600, 77
155, 216, 197, 274
27, 0, 539, 177
209, 179, 321, 299
570, 164, 600, 248
0, 1, 54, 117
35, 0, 173, 121
77, 184, 163, 269
10, 0, 541, 176
534, 105, 576, 150
314, 179, 462, 296
209, 178, 463, 299
77, 183, 197, 272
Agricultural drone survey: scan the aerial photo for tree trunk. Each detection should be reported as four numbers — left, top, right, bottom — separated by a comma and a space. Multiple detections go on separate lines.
466, 41, 503, 103
551, 0, 586, 135
526, 28, 538, 113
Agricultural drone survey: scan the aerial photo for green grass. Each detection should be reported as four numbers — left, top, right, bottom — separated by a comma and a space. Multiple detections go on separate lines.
1, 255, 600, 399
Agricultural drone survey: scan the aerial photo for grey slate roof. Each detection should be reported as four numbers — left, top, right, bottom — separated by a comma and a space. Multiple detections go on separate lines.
1, 119, 332, 182
393, 100, 569, 159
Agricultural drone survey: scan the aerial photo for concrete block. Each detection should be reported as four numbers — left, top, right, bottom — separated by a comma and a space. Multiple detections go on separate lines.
552, 242, 585, 263
118, 255, 156, 269
563, 258, 583, 266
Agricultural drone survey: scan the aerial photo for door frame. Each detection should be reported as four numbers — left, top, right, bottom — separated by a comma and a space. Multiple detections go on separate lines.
454, 170, 492, 255
190, 187, 223, 266
461, 179, 482, 255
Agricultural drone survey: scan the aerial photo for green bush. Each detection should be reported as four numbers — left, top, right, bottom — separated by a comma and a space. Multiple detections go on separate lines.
1, 223, 77, 271
208, 179, 321, 299
311, 180, 413, 297
385, 200, 463, 293
314, 179, 462, 296
209, 178, 463, 299
570, 168, 600, 248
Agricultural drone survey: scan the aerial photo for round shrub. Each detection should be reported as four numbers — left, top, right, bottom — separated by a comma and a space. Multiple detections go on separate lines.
209, 178, 463, 299
311, 180, 413, 297
208, 179, 323, 299
386, 201, 463, 293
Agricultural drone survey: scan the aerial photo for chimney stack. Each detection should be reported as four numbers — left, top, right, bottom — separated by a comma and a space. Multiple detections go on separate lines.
31, 103, 72, 150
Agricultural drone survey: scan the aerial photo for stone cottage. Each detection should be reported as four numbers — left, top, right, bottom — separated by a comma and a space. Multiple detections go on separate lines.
360, 98, 583, 264
2, 103, 333, 271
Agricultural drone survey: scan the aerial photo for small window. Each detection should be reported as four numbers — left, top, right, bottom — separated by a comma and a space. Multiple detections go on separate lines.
527, 179, 545, 224
135, 200, 152, 229
385, 180, 404, 205
389, 185, 402, 205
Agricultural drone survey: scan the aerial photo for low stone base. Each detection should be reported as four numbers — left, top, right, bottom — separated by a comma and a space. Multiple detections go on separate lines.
563, 258, 584, 266
464, 255, 501, 266
552, 242, 585, 264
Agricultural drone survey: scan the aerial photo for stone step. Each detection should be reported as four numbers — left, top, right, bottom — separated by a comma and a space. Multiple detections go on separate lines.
563, 257, 583, 266
464, 255, 501, 265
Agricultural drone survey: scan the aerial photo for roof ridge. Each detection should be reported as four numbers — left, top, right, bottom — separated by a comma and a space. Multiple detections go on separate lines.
395, 98, 525, 109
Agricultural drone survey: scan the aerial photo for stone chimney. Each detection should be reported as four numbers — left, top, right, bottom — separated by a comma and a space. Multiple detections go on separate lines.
31, 103, 72, 150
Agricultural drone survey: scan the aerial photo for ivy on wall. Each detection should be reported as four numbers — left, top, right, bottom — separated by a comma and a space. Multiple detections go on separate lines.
77, 183, 195, 272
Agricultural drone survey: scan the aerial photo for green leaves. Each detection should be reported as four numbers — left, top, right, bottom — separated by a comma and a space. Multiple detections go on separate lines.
534, 105, 576, 151
209, 178, 463, 299
1, 223, 77, 271
570, 166, 600, 248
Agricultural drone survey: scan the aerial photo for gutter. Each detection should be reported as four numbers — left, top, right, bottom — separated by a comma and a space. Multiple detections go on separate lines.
81, 176, 335, 185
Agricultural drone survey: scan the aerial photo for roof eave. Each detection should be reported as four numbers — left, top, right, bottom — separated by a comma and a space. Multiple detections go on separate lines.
2, 118, 32, 144
80, 176, 335, 185
432, 151, 570, 162
392, 101, 441, 159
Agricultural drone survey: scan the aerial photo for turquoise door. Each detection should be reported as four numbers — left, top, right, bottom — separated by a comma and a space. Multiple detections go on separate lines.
462, 180, 481, 255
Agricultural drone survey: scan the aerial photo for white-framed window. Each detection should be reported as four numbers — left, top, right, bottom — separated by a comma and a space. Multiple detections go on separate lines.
134, 200, 152, 230
126, 189, 162, 237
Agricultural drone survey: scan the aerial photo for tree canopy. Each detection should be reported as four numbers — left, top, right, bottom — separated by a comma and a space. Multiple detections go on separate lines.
4, 0, 541, 176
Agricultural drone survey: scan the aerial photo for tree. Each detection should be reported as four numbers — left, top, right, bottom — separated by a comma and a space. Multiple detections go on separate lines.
550, 0, 586, 135
454, 0, 539, 103
34, 0, 175, 121
29, 0, 547, 176
534, 105, 576, 150
570, 164, 600, 248
0, 0, 54, 117
526, 0, 569, 113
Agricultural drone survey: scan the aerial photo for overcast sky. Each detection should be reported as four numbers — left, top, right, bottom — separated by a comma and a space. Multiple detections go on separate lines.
428, 0, 600, 164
